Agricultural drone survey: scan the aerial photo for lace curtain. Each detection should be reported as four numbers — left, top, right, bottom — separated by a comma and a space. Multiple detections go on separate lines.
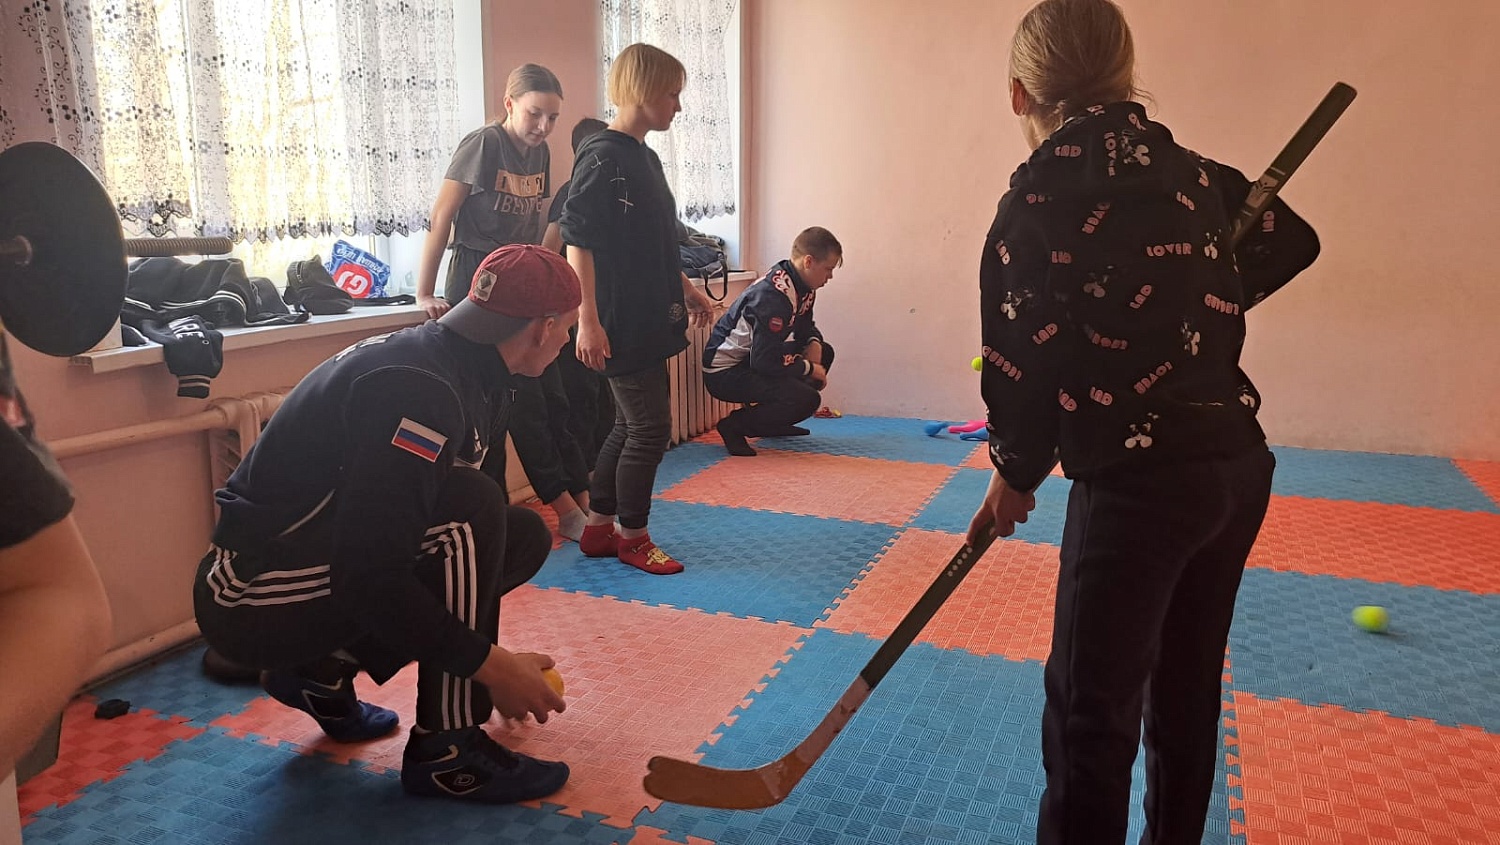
5, 0, 458, 243
600, 0, 737, 222
0, 0, 101, 168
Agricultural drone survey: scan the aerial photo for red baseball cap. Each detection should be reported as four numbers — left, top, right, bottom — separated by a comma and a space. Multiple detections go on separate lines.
439, 244, 581, 344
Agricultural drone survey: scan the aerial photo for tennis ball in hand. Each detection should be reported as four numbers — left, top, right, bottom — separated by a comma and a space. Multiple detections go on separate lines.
971, 356, 984, 372
542, 667, 565, 697
1351, 605, 1389, 633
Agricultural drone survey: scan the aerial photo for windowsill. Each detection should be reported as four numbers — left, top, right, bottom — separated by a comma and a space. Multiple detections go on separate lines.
696, 273, 756, 289
71, 304, 429, 374
70, 271, 758, 375
701, 271, 758, 286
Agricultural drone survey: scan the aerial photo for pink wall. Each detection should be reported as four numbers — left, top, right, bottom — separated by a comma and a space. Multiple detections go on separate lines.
484, 0, 603, 208
745, 0, 1500, 460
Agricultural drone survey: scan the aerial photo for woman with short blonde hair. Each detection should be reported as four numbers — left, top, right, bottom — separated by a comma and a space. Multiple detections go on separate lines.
606, 42, 686, 108
558, 43, 714, 576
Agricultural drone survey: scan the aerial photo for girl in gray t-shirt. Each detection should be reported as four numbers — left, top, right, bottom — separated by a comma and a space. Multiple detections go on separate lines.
416, 64, 563, 317
415, 62, 599, 546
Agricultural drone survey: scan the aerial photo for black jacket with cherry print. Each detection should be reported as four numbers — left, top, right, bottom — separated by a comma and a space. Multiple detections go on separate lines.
980, 101, 1321, 492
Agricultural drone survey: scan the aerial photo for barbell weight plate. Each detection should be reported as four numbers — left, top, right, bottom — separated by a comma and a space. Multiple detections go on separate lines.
0, 142, 128, 357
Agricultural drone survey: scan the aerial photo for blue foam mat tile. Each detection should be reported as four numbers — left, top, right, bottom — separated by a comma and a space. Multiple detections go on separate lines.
1219, 669, 1248, 845
655, 441, 729, 492
755, 415, 980, 466
23, 730, 635, 845
910, 470, 1069, 545
533, 501, 900, 625
638, 629, 1230, 844
88, 646, 265, 727
1229, 568, 1500, 731
1269, 446, 1499, 513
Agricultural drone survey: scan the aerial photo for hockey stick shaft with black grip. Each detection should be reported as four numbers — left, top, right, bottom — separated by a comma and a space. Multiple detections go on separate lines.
1229, 82, 1356, 251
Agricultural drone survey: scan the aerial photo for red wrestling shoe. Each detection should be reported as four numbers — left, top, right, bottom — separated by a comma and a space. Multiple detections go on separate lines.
579, 522, 619, 557
617, 535, 684, 575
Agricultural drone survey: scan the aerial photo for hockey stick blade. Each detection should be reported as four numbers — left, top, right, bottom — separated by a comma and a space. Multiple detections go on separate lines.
643, 527, 1000, 809
1229, 82, 1356, 250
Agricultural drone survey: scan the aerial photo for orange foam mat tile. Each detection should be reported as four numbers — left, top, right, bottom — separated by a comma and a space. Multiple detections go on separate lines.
961, 445, 1066, 477
817, 528, 1060, 662
689, 429, 727, 447
659, 449, 955, 525
1457, 459, 1500, 509
1251, 496, 1500, 594
1229, 693, 1500, 845
18, 696, 203, 818
963, 444, 992, 470
214, 585, 809, 828
627, 827, 715, 845
515, 496, 566, 550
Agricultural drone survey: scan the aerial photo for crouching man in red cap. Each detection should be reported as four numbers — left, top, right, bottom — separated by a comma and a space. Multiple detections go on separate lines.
192, 244, 580, 804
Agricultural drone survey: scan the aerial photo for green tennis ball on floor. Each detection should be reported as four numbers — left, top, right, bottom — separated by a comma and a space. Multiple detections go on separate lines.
1351, 605, 1389, 633
971, 356, 984, 372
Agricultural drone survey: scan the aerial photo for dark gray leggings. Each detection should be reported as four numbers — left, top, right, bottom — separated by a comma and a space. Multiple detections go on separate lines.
588, 362, 671, 530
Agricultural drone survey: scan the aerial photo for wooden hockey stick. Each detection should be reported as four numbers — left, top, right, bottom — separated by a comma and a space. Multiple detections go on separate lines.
643, 82, 1356, 812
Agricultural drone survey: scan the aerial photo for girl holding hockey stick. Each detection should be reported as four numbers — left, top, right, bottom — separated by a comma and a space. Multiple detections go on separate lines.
967, 0, 1322, 841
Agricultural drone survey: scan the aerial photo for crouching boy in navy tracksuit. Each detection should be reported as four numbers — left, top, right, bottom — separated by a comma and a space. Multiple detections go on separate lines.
703, 227, 842, 457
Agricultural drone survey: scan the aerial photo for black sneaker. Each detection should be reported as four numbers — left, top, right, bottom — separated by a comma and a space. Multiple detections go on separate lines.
716, 416, 756, 457
401, 726, 570, 803
260, 669, 399, 742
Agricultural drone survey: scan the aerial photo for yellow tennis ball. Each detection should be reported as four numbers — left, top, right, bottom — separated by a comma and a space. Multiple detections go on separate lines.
1351, 605, 1388, 633
542, 667, 566, 697
971, 356, 984, 372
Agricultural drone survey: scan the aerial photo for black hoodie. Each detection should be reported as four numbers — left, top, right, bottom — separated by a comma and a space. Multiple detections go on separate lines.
980, 102, 1321, 492
558, 129, 689, 377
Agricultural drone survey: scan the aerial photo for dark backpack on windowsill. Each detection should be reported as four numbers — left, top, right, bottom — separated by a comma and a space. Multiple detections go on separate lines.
679, 225, 731, 302
285, 256, 353, 315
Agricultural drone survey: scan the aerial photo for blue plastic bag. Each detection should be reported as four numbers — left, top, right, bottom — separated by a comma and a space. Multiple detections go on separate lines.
325, 240, 391, 299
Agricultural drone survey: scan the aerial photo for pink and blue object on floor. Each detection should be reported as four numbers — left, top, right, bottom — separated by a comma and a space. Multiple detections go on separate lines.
924, 419, 986, 440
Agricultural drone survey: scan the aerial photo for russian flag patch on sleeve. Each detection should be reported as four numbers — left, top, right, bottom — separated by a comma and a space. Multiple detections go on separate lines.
391, 418, 447, 463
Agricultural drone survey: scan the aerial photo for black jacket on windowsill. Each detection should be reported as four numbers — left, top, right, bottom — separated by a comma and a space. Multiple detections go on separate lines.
122, 257, 308, 398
